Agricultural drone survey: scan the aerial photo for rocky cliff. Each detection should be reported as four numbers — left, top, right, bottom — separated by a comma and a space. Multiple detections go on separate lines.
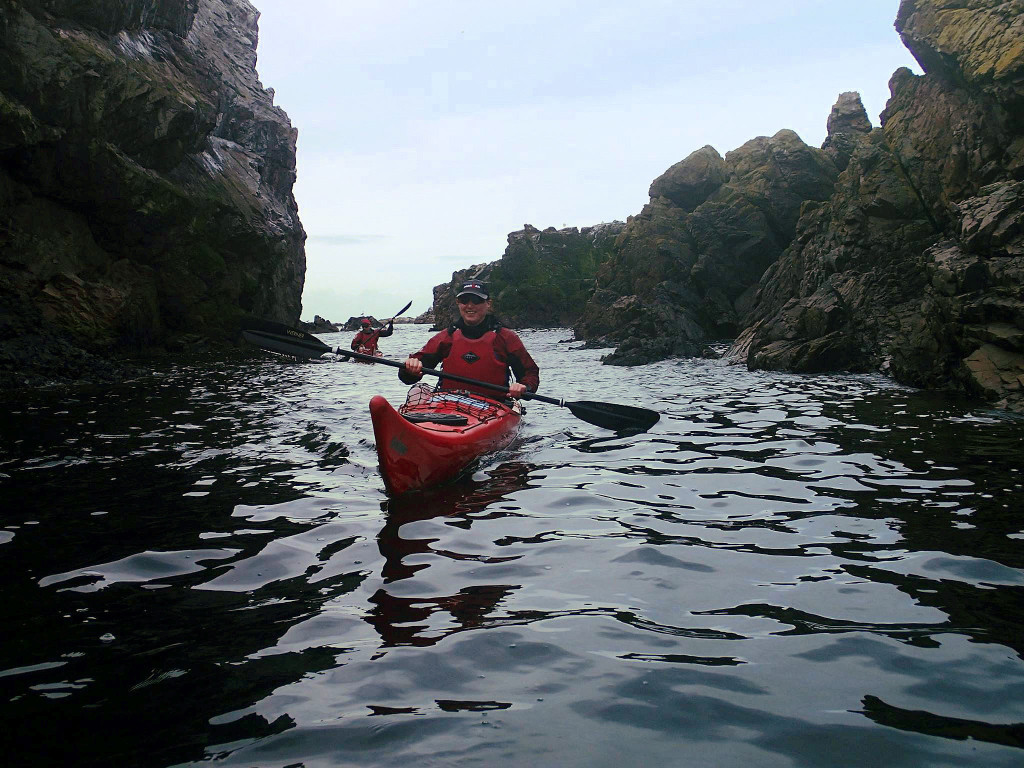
431, 222, 623, 330
576, 132, 840, 365
0, 0, 305, 386
731, 0, 1024, 410
427, 0, 1023, 411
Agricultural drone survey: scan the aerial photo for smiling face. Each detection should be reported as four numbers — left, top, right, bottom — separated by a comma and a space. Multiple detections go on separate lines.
457, 295, 491, 326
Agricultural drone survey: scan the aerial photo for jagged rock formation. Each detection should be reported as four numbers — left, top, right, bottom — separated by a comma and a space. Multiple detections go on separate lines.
0, 0, 305, 386
575, 132, 839, 365
341, 316, 381, 332
821, 91, 874, 171
731, 0, 1024, 410
429, 0, 1022, 411
301, 315, 337, 333
409, 309, 434, 324
431, 223, 623, 330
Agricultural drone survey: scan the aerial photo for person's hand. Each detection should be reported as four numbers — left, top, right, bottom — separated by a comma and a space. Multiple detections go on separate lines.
508, 382, 527, 399
404, 357, 422, 375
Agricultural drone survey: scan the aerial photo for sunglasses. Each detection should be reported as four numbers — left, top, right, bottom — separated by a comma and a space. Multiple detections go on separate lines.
457, 295, 486, 305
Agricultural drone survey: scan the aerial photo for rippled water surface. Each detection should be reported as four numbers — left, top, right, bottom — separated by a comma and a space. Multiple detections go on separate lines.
2, 326, 1023, 767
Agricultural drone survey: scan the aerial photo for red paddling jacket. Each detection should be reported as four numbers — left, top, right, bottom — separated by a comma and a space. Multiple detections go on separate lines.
399, 317, 539, 398
352, 323, 393, 353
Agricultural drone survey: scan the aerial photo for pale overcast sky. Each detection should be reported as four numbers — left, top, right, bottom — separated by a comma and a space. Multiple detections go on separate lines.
250, 1, 920, 322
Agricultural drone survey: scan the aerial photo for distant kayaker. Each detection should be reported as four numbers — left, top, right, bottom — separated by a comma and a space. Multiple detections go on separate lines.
352, 317, 393, 355
400, 280, 539, 399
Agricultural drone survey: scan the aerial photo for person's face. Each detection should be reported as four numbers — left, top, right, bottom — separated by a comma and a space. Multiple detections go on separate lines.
457, 294, 490, 325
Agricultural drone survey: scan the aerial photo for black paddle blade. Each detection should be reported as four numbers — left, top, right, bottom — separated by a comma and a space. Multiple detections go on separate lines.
565, 400, 660, 432
241, 325, 331, 360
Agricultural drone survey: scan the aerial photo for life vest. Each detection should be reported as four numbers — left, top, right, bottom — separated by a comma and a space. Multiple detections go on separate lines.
355, 330, 378, 351
440, 328, 508, 397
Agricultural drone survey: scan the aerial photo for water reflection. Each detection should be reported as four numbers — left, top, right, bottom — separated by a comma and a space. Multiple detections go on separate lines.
861, 695, 1024, 749
368, 462, 538, 648
2, 330, 1023, 767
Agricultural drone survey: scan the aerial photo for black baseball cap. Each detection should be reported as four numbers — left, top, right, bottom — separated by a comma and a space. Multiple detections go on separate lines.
456, 280, 488, 300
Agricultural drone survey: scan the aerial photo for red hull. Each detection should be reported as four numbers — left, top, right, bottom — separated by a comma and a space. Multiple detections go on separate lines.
370, 390, 522, 495
352, 346, 383, 364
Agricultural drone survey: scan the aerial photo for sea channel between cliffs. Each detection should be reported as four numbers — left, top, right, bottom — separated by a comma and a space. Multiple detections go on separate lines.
1, 327, 1022, 767
2, 2, 1024, 766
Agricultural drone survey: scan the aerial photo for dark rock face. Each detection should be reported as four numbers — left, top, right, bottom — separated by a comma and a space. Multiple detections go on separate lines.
411, 308, 435, 325
575, 130, 839, 365
302, 315, 338, 333
430, 0, 1022, 410
341, 316, 382, 332
430, 223, 623, 331
648, 145, 729, 212
729, 127, 940, 374
0, 0, 305, 387
731, 0, 1024, 411
16, 1, 202, 37
896, 0, 1024, 117
822, 91, 873, 170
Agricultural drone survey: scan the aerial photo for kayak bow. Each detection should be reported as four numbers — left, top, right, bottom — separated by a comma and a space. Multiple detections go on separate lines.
370, 387, 523, 495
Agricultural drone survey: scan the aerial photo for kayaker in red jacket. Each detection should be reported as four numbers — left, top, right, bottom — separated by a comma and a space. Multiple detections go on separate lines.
352, 317, 393, 354
400, 280, 539, 399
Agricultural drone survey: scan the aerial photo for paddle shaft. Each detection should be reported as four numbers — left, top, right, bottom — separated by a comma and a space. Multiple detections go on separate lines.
336, 347, 560, 404
362, 300, 412, 344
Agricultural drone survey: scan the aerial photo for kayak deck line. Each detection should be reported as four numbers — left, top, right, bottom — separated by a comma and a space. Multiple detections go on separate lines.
399, 385, 517, 431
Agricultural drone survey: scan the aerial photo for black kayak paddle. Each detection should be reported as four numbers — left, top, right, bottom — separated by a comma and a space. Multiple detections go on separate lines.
389, 300, 413, 322
241, 319, 660, 433
368, 300, 412, 339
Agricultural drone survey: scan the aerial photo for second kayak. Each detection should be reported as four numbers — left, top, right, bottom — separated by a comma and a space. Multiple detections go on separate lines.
352, 346, 383, 363
370, 384, 523, 495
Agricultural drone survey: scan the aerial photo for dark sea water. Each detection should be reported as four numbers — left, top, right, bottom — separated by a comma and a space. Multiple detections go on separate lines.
2, 326, 1023, 768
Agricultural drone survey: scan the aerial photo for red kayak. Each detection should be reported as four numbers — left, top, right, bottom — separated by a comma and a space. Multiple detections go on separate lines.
352, 346, 383, 364
370, 384, 523, 495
